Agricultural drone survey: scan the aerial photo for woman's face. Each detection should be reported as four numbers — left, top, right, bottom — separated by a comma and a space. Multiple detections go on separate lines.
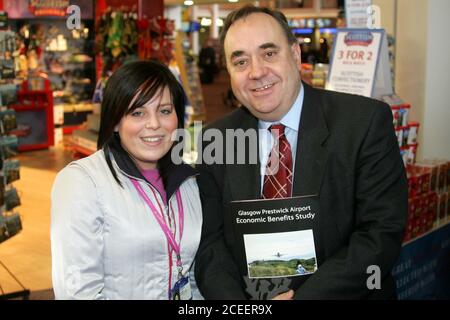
115, 86, 178, 170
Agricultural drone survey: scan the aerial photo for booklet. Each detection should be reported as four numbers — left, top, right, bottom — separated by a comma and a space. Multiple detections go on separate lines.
230, 195, 320, 300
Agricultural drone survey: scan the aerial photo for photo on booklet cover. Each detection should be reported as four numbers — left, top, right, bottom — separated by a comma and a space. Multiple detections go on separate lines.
243, 229, 318, 279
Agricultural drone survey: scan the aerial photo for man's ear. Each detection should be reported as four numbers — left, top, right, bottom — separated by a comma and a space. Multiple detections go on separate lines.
224, 57, 231, 74
291, 42, 302, 69
114, 124, 119, 132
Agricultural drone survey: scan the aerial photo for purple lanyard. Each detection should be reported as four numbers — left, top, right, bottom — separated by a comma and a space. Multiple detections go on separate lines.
131, 179, 184, 269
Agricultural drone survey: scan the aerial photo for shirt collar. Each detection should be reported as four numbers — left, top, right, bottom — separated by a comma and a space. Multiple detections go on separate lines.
258, 84, 304, 132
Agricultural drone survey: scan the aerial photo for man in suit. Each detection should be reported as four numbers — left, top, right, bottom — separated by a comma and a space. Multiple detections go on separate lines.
194, 5, 407, 300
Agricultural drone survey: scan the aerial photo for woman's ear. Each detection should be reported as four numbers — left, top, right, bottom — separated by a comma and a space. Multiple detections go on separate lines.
114, 124, 119, 132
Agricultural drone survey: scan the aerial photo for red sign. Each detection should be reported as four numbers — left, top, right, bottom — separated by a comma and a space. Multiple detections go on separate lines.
28, 0, 69, 17
344, 31, 374, 47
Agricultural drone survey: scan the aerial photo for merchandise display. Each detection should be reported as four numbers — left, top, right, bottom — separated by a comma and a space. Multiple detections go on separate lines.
9, 77, 54, 151
70, 9, 178, 157
70, 105, 100, 157
301, 63, 330, 89
97, 9, 174, 74
12, 20, 96, 104
379, 93, 448, 244
311, 63, 329, 89
96, 7, 138, 70
174, 32, 206, 127
403, 160, 449, 243
0, 31, 16, 80
1, 7, 96, 135
381, 95, 418, 167
0, 105, 29, 299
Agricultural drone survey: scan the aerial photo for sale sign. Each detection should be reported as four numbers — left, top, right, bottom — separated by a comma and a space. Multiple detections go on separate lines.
345, 0, 372, 28
326, 29, 393, 98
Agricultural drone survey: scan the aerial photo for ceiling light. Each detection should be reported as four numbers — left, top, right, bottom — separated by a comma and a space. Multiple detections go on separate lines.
201, 18, 212, 26
184, 0, 194, 5
228, 0, 239, 3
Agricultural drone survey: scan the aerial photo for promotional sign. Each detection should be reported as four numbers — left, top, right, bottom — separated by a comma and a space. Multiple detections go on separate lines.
3, 0, 93, 19
0, 12, 8, 29
28, 0, 70, 17
345, 0, 372, 28
392, 222, 450, 299
326, 29, 393, 98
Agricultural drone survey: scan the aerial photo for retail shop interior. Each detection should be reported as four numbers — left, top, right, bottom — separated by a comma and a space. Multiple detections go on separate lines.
0, 0, 449, 300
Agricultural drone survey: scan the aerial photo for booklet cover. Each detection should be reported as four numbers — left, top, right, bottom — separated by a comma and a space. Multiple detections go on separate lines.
230, 195, 320, 300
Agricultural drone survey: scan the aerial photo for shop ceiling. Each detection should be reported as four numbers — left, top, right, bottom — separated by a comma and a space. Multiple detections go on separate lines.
164, 0, 257, 6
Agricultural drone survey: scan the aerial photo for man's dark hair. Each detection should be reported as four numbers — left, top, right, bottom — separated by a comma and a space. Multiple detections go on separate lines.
219, 5, 297, 52
97, 60, 186, 188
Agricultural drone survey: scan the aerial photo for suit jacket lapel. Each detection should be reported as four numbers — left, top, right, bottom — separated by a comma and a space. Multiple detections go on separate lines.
227, 83, 329, 200
227, 109, 261, 201
293, 83, 329, 197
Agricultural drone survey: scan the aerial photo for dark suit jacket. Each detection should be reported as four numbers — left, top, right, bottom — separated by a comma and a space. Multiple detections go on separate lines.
195, 83, 408, 299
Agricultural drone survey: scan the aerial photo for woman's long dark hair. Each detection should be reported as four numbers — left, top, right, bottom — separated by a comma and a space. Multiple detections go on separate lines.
97, 60, 186, 188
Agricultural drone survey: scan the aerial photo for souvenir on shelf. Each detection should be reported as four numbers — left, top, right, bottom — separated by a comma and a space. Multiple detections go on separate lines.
0, 107, 22, 245
173, 32, 206, 127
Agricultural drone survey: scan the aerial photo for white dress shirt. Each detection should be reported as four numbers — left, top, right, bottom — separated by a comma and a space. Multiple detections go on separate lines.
258, 85, 304, 193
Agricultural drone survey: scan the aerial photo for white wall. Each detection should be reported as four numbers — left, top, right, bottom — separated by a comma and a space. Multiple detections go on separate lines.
422, 0, 450, 159
373, 0, 450, 160
164, 6, 182, 31
395, 0, 428, 161
372, 0, 396, 35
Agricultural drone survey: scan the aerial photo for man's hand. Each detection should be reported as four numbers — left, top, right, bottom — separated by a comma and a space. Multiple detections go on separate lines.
272, 289, 294, 300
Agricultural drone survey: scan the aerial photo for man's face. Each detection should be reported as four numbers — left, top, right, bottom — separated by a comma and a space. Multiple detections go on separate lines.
224, 13, 302, 122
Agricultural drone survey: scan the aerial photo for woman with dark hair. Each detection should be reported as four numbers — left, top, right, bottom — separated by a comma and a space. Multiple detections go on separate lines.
51, 60, 203, 300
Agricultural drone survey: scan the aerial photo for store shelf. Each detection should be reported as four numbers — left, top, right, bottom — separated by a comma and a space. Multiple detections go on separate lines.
9, 84, 54, 151
174, 32, 206, 127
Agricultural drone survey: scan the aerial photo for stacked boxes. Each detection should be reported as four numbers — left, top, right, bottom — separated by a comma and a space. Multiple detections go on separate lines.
404, 166, 437, 242
311, 64, 329, 89
380, 95, 420, 167
71, 104, 100, 155
390, 104, 420, 166
382, 97, 448, 244
404, 160, 449, 243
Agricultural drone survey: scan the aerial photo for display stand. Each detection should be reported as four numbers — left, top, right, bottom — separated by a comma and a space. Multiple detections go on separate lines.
393, 219, 450, 299
173, 32, 206, 127
326, 28, 393, 99
0, 106, 28, 300
9, 78, 54, 151
70, 103, 100, 158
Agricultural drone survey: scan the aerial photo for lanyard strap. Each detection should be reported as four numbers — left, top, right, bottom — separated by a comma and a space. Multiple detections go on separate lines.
130, 179, 184, 265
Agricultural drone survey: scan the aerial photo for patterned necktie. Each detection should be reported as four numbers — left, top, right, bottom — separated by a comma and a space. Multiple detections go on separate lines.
262, 124, 293, 199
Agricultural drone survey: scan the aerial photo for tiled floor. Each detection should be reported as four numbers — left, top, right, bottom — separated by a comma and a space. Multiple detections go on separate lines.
0, 70, 233, 299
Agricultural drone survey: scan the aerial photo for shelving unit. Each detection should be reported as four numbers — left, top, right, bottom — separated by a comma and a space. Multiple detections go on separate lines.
0, 106, 28, 300
174, 32, 206, 127
69, 104, 100, 158
9, 78, 54, 151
